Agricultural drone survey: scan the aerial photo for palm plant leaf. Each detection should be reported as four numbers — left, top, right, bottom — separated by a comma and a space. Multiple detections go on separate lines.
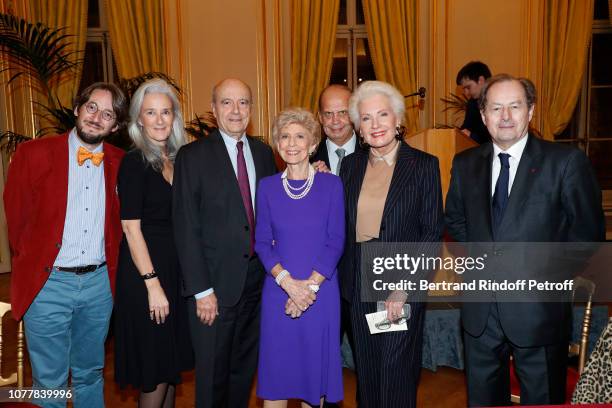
0, 130, 33, 154
118, 72, 182, 100
440, 93, 468, 114
185, 112, 217, 139
34, 100, 76, 136
0, 12, 81, 101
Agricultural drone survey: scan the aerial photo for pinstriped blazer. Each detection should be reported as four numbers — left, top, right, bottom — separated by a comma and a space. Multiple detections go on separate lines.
337, 141, 444, 303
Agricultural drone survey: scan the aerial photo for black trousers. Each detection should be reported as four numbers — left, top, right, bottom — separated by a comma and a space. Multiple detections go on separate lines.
349, 248, 425, 408
464, 303, 568, 407
188, 258, 264, 408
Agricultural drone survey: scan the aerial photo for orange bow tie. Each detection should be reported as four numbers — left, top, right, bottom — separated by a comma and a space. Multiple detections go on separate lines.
77, 146, 104, 166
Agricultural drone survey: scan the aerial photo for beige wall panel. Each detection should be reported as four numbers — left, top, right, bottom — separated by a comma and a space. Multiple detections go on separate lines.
165, 0, 289, 141
421, 0, 544, 130
183, 0, 260, 135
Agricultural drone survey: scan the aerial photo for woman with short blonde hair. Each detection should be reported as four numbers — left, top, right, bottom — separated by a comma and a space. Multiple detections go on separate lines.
256, 107, 345, 407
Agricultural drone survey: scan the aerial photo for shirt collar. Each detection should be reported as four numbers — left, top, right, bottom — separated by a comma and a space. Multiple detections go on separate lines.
326, 132, 357, 154
69, 128, 103, 153
219, 129, 248, 149
369, 139, 400, 166
492, 132, 528, 162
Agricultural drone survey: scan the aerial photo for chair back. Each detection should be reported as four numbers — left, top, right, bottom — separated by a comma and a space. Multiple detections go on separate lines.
571, 276, 596, 374
510, 276, 596, 404
0, 301, 24, 388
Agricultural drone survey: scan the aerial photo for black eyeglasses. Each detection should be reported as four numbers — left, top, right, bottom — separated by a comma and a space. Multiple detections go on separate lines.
84, 101, 116, 122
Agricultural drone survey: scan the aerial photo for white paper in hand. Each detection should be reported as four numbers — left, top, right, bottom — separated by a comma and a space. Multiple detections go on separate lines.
366, 310, 408, 334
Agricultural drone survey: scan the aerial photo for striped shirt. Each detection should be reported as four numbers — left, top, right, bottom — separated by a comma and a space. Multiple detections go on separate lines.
53, 129, 106, 267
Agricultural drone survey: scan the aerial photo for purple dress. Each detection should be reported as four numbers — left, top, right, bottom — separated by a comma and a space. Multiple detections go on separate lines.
255, 171, 345, 404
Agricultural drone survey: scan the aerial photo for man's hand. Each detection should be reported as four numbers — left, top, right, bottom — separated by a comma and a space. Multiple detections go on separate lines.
312, 160, 331, 173
196, 292, 219, 326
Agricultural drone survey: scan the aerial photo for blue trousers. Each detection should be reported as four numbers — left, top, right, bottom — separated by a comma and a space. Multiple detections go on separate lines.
24, 266, 113, 408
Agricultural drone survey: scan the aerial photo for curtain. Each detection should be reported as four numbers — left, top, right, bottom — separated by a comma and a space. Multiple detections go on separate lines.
105, 0, 166, 79
542, 0, 594, 140
362, 0, 418, 134
290, 0, 339, 112
30, 0, 87, 108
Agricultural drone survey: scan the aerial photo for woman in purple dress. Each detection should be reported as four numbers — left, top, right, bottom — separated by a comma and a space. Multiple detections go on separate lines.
255, 108, 345, 407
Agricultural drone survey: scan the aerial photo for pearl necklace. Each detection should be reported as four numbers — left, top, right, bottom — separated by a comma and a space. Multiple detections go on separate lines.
282, 165, 315, 200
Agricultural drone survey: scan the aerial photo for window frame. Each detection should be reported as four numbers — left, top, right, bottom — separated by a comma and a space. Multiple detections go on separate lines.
79, 0, 116, 90
556, 12, 612, 190
332, 0, 372, 89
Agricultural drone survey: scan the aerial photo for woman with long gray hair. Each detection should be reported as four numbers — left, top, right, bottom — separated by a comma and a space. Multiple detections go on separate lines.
114, 78, 193, 407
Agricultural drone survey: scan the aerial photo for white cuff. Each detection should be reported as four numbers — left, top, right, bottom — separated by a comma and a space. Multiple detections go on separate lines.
194, 288, 214, 299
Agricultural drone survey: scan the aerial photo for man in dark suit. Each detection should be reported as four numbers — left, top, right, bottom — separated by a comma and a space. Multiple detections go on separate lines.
311, 83, 364, 408
311, 84, 363, 174
456, 61, 492, 144
4, 82, 127, 408
445, 74, 605, 406
173, 78, 277, 408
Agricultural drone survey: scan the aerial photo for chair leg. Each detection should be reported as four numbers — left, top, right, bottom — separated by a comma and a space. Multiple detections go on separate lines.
17, 320, 24, 388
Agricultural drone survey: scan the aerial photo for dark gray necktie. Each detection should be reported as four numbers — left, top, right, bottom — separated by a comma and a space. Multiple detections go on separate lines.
492, 153, 511, 231
335, 148, 346, 175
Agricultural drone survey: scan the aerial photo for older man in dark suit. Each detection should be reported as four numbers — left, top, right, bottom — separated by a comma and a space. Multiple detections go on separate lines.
310, 83, 367, 408
173, 78, 277, 408
311, 84, 363, 174
445, 74, 605, 406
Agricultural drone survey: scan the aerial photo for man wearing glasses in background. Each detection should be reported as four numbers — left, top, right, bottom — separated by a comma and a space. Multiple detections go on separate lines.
311, 84, 366, 408
312, 84, 363, 175
4, 82, 128, 408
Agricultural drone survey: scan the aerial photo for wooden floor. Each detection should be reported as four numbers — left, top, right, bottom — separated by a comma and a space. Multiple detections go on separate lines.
104, 346, 466, 407
0, 272, 467, 407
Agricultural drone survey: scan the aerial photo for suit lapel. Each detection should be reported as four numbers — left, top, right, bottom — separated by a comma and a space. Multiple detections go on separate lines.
211, 130, 243, 193
320, 143, 330, 169
347, 149, 368, 229
313, 138, 331, 169
210, 130, 250, 223
53, 134, 70, 225
248, 135, 266, 190
381, 142, 416, 221
474, 145, 495, 240
102, 142, 121, 230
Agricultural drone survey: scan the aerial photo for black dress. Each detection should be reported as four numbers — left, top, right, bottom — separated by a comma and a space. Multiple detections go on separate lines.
114, 149, 193, 392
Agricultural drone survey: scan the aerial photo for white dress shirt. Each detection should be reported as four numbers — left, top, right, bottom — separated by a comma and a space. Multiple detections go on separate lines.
54, 129, 106, 267
490, 134, 529, 197
326, 132, 357, 175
